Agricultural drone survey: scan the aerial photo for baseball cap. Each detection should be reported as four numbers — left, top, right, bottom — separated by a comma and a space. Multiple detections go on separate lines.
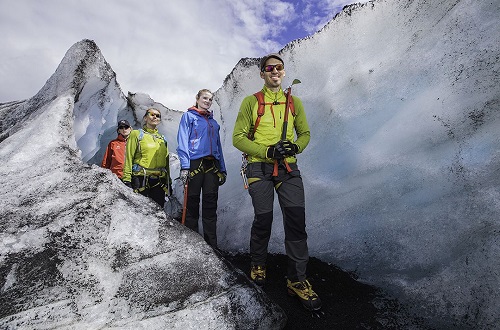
259, 53, 284, 71
117, 120, 130, 128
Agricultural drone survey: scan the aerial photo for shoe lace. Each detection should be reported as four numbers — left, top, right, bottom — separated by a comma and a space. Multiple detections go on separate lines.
252, 266, 265, 277
295, 280, 316, 297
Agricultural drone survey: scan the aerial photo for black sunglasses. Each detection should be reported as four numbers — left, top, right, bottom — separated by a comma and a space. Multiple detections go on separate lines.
118, 125, 130, 129
148, 112, 161, 118
262, 63, 284, 72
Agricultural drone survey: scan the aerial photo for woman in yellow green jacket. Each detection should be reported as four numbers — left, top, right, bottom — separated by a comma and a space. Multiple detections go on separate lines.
123, 108, 171, 207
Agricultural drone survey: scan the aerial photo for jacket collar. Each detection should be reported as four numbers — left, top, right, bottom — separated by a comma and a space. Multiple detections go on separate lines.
262, 85, 284, 99
142, 126, 159, 134
188, 106, 212, 118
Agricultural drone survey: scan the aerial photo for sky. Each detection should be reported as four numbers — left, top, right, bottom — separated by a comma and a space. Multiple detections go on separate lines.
0, 0, 365, 110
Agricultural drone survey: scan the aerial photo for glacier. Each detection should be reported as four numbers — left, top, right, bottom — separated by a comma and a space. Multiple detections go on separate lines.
1, 0, 499, 328
0, 40, 285, 329
214, 0, 500, 328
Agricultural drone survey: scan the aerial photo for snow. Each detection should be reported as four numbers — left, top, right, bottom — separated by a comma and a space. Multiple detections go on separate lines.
1, 0, 499, 328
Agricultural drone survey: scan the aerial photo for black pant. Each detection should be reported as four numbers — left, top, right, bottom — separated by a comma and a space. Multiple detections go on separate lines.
184, 158, 220, 248
246, 162, 309, 282
132, 176, 166, 208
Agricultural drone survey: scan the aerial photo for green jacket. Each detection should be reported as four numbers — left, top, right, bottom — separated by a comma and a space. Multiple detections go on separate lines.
122, 126, 170, 183
232, 86, 310, 164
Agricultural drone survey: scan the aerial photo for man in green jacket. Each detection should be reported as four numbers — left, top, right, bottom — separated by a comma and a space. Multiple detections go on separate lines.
232, 53, 321, 311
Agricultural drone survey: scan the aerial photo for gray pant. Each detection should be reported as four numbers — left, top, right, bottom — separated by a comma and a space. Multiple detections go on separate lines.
247, 162, 309, 282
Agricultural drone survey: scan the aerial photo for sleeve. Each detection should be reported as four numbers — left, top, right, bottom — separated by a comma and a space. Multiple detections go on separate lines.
232, 95, 268, 158
122, 130, 139, 182
291, 96, 310, 153
101, 141, 113, 168
176, 113, 191, 170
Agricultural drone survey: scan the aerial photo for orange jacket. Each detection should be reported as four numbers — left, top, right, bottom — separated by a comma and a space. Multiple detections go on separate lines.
101, 134, 127, 178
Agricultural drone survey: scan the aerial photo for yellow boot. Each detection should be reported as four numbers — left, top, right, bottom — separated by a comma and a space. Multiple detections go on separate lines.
287, 279, 322, 311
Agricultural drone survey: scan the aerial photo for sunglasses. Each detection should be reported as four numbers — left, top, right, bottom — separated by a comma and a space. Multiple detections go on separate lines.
148, 112, 161, 118
118, 125, 130, 129
262, 63, 284, 72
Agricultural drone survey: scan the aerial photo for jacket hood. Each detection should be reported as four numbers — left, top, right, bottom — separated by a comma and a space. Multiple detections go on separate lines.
188, 106, 212, 118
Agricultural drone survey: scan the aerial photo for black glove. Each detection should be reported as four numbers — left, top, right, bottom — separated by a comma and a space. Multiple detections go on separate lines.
266, 145, 284, 159
123, 181, 132, 188
180, 169, 190, 185
273, 140, 299, 157
280, 140, 299, 156
218, 172, 227, 186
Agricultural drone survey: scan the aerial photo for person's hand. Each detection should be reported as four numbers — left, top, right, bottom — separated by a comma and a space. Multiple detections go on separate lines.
266, 144, 284, 159
123, 181, 132, 188
180, 169, 190, 185
272, 140, 298, 157
280, 140, 299, 156
218, 172, 227, 186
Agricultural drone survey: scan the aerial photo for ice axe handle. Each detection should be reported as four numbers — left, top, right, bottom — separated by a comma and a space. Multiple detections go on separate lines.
281, 79, 300, 141
181, 181, 188, 225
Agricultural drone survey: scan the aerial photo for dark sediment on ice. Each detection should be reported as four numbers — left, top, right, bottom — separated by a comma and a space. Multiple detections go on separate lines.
224, 253, 425, 330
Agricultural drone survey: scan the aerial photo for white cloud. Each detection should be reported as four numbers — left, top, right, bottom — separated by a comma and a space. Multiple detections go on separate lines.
0, 0, 360, 110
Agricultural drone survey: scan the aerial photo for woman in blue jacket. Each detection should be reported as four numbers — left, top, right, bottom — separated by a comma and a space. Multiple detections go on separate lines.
177, 89, 226, 249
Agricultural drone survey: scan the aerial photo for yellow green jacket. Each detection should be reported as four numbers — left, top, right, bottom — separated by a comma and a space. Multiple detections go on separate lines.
232, 86, 310, 163
122, 126, 170, 182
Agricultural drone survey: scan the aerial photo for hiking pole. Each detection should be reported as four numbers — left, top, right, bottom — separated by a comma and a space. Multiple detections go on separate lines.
181, 179, 188, 225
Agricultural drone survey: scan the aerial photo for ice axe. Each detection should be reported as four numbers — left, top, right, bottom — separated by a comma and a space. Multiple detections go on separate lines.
281, 79, 301, 141
288, 78, 302, 88
181, 179, 188, 225
272, 79, 301, 176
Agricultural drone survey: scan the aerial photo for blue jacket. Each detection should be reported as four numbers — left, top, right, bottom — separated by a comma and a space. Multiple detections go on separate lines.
176, 107, 226, 173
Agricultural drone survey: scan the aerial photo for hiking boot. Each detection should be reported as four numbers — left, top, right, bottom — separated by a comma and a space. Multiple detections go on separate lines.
287, 279, 322, 311
250, 265, 266, 286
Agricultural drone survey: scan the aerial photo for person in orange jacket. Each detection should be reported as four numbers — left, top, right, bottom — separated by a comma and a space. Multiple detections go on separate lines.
101, 120, 132, 179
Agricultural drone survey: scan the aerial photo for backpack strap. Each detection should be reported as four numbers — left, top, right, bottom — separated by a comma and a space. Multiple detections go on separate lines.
248, 91, 296, 141
254, 91, 266, 117
136, 129, 144, 153
247, 91, 266, 140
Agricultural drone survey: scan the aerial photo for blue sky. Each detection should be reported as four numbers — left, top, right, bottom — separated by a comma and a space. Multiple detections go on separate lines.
272, 0, 350, 44
0, 0, 366, 110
